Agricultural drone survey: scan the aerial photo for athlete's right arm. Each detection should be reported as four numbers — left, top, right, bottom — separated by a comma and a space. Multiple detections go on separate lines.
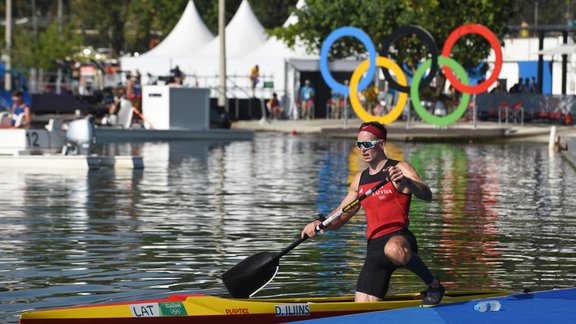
301, 172, 361, 238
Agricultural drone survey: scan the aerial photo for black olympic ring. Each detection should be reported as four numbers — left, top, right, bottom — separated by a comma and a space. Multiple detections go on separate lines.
380, 25, 439, 93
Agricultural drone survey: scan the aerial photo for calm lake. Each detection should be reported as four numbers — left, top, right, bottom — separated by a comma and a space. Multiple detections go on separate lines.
1, 132, 576, 322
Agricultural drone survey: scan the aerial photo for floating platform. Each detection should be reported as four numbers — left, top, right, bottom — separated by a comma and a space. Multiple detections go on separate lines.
94, 127, 254, 142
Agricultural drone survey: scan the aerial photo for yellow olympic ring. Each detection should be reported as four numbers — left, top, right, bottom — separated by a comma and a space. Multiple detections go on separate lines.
349, 56, 408, 125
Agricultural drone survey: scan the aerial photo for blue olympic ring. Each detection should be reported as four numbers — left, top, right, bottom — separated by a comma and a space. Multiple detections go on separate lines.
320, 27, 377, 95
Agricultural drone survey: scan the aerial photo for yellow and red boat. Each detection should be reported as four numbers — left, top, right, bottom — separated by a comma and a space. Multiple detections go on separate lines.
20, 290, 511, 323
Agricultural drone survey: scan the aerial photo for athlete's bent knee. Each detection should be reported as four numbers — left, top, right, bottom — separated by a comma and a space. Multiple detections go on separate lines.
384, 242, 410, 265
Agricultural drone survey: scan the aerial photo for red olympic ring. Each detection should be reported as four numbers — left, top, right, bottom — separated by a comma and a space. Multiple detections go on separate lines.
442, 23, 503, 94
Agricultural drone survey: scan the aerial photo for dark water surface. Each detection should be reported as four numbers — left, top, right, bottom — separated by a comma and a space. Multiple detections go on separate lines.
1, 133, 576, 322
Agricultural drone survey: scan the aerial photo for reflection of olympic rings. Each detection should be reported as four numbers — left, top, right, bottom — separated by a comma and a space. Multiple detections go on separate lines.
349, 56, 408, 124
319, 23, 502, 125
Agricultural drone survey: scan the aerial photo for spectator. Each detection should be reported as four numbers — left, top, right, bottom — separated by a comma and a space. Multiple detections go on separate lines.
125, 73, 135, 103
328, 89, 343, 119
509, 78, 524, 93
299, 79, 315, 120
372, 103, 385, 116
9, 90, 31, 128
362, 82, 379, 111
490, 81, 507, 93
133, 70, 142, 109
267, 92, 284, 120
522, 78, 531, 94
250, 65, 259, 97
171, 65, 183, 79
530, 77, 538, 93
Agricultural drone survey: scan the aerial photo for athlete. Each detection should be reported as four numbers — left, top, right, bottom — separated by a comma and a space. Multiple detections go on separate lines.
301, 121, 444, 305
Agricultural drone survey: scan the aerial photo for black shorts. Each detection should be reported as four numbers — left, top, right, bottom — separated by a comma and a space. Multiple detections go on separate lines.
355, 229, 418, 299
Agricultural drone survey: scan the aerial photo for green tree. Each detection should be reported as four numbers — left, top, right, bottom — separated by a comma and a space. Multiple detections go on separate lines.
272, 0, 513, 73
11, 20, 81, 70
126, 0, 188, 54
71, 0, 130, 56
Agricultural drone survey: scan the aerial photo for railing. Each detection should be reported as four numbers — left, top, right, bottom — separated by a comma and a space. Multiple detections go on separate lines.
476, 93, 575, 125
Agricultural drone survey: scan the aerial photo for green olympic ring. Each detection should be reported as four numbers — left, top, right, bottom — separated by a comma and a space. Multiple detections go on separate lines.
410, 56, 470, 126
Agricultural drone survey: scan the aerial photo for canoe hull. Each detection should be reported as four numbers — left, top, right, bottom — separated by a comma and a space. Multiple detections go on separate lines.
20, 290, 511, 323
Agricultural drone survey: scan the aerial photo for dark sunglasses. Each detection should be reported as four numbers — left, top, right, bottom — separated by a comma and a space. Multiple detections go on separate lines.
356, 140, 384, 149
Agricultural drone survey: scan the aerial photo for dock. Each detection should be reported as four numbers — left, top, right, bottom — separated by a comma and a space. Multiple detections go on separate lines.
232, 119, 576, 143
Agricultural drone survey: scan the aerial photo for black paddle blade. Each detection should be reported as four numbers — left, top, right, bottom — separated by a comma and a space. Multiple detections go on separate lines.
222, 252, 280, 298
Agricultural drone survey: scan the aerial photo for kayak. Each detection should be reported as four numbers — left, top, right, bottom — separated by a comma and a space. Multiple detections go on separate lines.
20, 290, 511, 323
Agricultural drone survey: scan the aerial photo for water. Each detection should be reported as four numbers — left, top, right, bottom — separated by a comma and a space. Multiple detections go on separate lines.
1, 133, 576, 322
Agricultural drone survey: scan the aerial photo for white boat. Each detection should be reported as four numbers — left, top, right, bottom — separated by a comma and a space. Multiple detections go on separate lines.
0, 119, 143, 170
0, 128, 66, 155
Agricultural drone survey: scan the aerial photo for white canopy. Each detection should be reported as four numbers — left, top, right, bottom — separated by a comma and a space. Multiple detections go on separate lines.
191, 0, 267, 58
142, 0, 214, 57
120, 0, 214, 81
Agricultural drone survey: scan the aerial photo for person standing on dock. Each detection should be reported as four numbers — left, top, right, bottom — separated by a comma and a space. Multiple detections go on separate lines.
249, 65, 260, 97
299, 79, 315, 120
301, 121, 445, 306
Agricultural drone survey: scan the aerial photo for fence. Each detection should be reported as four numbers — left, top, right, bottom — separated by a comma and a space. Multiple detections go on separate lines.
475, 93, 575, 125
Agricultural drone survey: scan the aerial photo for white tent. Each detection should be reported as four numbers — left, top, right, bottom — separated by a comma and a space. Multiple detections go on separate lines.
120, 0, 214, 82
191, 0, 267, 58
172, 0, 271, 97
143, 0, 214, 57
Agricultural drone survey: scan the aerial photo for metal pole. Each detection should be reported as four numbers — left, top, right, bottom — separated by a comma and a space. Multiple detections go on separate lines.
537, 32, 544, 94
218, 0, 227, 111
534, 1, 538, 27
472, 94, 477, 129
4, 0, 12, 91
32, 0, 38, 38
561, 30, 567, 95
406, 101, 411, 129
56, 0, 63, 94
343, 95, 349, 129
30, 0, 38, 93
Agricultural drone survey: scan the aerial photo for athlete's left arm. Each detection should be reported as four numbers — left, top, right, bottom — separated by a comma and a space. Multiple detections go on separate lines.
388, 161, 432, 202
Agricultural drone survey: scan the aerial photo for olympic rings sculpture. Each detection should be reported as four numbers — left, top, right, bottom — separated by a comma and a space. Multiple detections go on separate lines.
319, 23, 503, 126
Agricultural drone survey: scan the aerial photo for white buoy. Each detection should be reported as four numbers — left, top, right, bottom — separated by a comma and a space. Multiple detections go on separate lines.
548, 126, 557, 151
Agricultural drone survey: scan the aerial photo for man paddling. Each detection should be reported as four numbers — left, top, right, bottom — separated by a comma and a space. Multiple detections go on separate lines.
301, 121, 445, 306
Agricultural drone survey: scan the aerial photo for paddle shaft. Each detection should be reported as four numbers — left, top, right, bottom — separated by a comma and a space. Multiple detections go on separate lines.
277, 176, 389, 259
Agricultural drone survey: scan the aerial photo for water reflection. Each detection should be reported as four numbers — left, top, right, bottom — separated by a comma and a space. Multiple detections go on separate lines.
1, 135, 576, 322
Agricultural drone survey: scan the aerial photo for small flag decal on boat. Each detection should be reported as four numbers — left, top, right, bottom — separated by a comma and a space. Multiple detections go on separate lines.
129, 302, 187, 317
275, 304, 310, 317
160, 302, 188, 316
